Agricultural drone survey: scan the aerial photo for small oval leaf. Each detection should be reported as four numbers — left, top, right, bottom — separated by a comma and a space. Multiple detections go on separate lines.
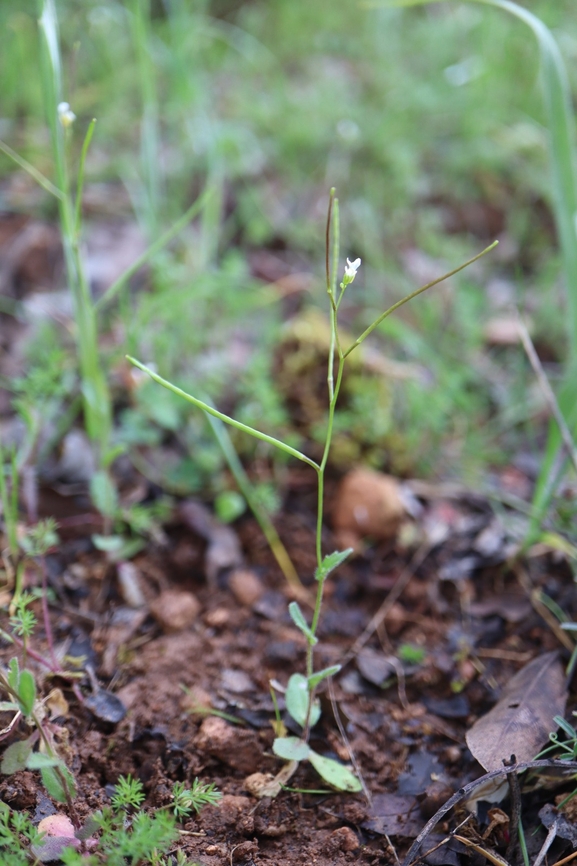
288, 602, 317, 645
285, 674, 310, 728
18, 670, 36, 717
1, 738, 33, 774
273, 736, 310, 762
308, 749, 362, 792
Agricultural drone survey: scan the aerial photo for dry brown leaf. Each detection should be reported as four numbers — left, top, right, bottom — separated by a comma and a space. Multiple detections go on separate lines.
466, 652, 567, 771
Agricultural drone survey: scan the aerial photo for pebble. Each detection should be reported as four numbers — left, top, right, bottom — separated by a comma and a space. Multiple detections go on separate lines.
333, 467, 406, 549
149, 589, 201, 632
228, 569, 264, 606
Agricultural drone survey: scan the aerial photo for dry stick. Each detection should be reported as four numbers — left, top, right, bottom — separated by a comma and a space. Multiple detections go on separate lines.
401, 759, 577, 866
533, 817, 560, 866
452, 834, 510, 866
413, 816, 474, 866
516, 313, 577, 473
504, 756, 521, 866
339, 540, 430, 669
327, 677, 372, 806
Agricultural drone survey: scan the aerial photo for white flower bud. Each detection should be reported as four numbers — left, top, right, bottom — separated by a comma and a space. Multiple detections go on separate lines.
57, 102, 76, 128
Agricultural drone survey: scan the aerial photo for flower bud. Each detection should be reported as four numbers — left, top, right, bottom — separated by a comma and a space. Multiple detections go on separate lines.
57, 102, 76, 128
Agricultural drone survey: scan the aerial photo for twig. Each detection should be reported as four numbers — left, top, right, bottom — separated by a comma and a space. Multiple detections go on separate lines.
401, 759, 577, 866
327, 677, 371, 806
532, 817, 559, 866
453, 834, 511, 866
504, 756, 521, 865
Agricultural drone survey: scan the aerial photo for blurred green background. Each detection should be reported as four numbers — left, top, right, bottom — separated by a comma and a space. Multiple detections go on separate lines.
1, 0, 576, 499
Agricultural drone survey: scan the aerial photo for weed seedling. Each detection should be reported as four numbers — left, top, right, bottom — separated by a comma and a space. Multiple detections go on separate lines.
128, 190, 496, 793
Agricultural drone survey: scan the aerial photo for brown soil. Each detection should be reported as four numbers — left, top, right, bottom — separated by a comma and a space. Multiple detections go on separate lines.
1, 476, 576, 866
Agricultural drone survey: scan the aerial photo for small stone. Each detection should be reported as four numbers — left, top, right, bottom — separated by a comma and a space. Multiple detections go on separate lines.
38, 814, 76, 839
204, 607, 230, 628
228, 569, 264, 606
330, 827, 360, 853
117, 561, 146, 608
333, 468, 406, 549
149, 589, 201, 632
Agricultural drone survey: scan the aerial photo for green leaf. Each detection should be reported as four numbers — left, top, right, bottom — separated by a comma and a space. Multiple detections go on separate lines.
89, 470, 118, 519
17, 670, 36, 717
315, 549, 353, 583
0, 701, 18, 712
1, 738, 33, 774
272, 736, 310, 761
285, 674, 310, 728
7, 657, 20, 694
27, 753, 62, 769
91, 534, 125, 552
288, 602, 317, 645
285, 674, 321, 728
92, 534, 145, 561
40, 763, 76, 803
308, 750, 362, 792
307, 665, 341, 690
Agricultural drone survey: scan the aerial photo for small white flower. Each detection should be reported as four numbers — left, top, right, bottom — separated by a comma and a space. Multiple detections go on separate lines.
57, 102, 76, 128
345, 257, 361, 278
342, 257, 361, 287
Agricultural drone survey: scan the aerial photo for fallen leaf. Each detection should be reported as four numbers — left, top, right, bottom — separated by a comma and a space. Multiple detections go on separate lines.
539, 804, 577, 845
361, 793, 422, 838
466, 652, 567, 771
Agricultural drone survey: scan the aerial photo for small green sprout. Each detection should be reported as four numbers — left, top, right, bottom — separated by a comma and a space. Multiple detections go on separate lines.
9, 594, 37, 642
171, 779, 222, 817
111, 775, 146, 811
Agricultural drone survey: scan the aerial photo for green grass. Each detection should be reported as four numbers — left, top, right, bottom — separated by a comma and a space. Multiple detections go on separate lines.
1, 0, 577, 495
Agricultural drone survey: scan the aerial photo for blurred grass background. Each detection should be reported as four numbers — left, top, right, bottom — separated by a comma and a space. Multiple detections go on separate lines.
1, 0, 577, 499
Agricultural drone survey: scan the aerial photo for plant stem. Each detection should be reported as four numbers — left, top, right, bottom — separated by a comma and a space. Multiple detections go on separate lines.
343, 241, 498, 359
126, 357, 320, 471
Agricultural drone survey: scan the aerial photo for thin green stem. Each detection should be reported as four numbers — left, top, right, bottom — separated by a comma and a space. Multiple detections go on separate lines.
325, 189, 335, 296
0, 139, 64, 200
126, 356, 320, 471
343, 241, 498, 359
327, 196, 340, 402
74, 118, 96, 234
39, 0, 111, 462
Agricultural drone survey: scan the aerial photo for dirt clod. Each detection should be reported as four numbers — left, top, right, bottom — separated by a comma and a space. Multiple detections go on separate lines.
195, 717, 265, 773
149, 589, 201, 632
327, 826, 360, 853
231, 839, 259, 862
